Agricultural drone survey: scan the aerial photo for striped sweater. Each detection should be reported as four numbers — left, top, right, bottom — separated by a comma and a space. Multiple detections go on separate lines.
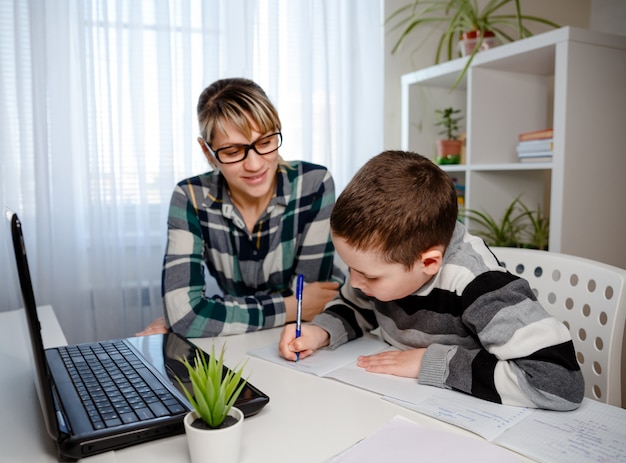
312, 222, 584, 410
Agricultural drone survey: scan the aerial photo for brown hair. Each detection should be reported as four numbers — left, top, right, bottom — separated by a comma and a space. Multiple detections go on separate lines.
197, 78, 281, 144
330, 150, 458, 268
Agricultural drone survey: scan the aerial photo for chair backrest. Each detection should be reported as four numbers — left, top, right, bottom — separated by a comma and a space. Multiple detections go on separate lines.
491, 247, 626, 407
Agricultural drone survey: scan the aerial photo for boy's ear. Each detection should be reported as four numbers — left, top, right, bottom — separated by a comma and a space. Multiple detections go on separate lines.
420, 247, 444, 276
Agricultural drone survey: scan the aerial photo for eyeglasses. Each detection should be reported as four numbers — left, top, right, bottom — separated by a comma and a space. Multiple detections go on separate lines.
207, 132, 282, 165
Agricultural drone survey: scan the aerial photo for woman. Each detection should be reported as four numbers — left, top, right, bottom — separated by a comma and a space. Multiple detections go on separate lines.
138, 78, 342, 337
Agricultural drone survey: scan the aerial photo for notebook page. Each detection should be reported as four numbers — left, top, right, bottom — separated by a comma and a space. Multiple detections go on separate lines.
325, 357, 438, 403
384, 388, 532, 441
248, 335, 387, 377
493, 398, 626, 463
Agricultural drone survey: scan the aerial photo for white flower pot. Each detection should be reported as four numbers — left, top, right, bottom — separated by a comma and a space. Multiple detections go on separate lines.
183, 407, 244, 463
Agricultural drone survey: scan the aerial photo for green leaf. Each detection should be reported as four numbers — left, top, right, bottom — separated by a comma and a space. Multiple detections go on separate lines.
461, 196, 530, 247
173, 342, 249, 428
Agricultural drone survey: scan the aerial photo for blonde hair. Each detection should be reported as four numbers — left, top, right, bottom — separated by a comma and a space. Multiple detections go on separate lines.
197, 78, 281, 144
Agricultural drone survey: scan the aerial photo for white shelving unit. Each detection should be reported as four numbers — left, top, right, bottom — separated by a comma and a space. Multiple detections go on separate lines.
401, 27, 626, 269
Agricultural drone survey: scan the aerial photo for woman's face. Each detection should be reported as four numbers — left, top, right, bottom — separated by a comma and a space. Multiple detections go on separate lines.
201, 119, 279, 205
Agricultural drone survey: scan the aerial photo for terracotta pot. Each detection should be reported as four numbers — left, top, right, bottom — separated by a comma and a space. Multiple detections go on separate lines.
459, 30, 499, 57
436, 139, 463, 165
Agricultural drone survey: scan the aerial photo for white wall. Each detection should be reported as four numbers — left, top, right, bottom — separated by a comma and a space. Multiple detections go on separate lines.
382, 0, 614, 149
590, 0, 626, 36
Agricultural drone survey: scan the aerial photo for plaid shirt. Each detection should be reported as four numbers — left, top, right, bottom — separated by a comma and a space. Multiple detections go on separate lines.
162, 161, 342, 337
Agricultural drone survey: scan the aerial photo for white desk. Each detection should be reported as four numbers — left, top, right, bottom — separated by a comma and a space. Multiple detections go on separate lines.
0, 306, 531, 462
0, 306, 76, 463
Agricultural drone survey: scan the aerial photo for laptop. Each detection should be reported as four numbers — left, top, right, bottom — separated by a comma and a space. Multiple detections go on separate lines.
5, 209, 269, 461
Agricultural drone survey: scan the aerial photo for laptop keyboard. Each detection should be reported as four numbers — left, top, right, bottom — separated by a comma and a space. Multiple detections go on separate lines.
59, 340, 187, 430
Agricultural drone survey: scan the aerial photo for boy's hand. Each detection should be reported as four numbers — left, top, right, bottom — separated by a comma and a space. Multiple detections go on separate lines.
278, 324, 330, 361
356, 348, 426, 379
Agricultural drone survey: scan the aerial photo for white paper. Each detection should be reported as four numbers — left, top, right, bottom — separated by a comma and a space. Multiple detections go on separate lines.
385, 393, 626, 463
325, 358, 437, 403
248, 335, 388, 377
329, 415, 521, 463
384, 387, 533, 441
493, 399, 626, 463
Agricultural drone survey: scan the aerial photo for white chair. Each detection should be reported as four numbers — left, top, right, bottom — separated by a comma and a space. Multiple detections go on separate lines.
491, 247, 626, 408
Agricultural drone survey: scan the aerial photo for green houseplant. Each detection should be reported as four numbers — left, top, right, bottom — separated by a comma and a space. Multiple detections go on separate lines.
462, 196, 550, 249
462, 196, 528, 248
518, 200, 550, 250
175, 344, 248, 463
388, 0, 560, 88
434, 107, 463, 164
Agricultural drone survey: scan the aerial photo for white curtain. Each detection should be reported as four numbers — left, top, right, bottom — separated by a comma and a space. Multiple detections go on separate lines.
0, 0, 384, 343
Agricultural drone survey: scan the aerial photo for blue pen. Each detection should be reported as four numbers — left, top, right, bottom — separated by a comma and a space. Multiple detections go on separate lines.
295, 274, 304, 362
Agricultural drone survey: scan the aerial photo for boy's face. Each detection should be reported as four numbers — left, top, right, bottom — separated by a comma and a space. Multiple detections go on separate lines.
333, 235, 441, 302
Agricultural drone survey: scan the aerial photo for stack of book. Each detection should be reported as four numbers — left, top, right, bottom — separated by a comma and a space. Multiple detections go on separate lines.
516, 128, 553, 162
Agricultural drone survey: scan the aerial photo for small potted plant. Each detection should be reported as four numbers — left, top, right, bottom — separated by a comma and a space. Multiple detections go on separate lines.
434, 107, 463, 165
175, 344, 248, 463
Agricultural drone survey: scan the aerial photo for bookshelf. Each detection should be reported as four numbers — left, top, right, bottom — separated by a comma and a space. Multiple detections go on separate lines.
401, 27, 626, 268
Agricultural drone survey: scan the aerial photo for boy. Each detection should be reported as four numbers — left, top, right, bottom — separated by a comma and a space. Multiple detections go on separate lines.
279, 150, 584, 410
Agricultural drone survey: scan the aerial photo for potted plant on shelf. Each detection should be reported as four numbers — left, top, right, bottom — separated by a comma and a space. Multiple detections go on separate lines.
434, 107, 463, 164
461, 196, 550, 249
387, 0, 560, 88
175, 344, 248, 463
461, 196, 527, 248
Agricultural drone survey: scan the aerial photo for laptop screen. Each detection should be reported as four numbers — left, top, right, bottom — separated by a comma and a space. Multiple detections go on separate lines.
5, 208, 61, 441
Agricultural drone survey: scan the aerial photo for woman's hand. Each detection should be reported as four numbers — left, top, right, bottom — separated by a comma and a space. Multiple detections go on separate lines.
285, 280, 340, 322
301, 281, 340, 320
278, 323, 330, 361
135, 317, 168, 336
356, 348, 426, 379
